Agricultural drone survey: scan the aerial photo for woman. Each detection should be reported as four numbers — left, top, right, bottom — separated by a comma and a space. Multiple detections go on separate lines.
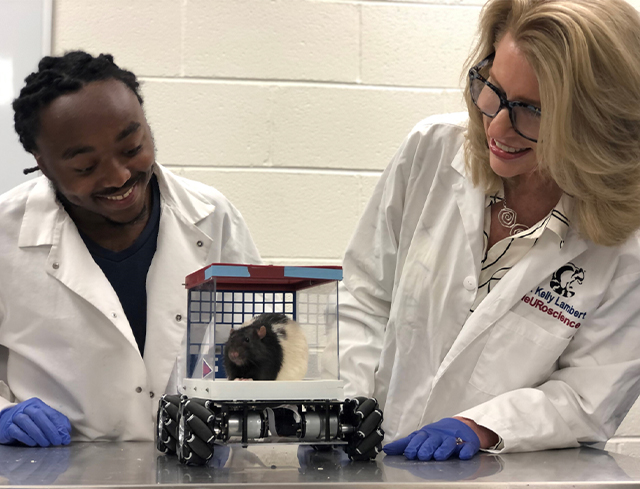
338, 0, 640, 460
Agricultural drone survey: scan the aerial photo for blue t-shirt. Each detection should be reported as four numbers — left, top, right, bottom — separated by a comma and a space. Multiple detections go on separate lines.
80, 176, 161, 356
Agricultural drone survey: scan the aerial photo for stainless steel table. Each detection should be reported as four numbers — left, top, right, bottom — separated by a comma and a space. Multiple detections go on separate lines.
1, 442, 640, 488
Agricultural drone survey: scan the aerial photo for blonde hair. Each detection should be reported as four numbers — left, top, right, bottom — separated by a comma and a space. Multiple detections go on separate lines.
464, 0, 640, 246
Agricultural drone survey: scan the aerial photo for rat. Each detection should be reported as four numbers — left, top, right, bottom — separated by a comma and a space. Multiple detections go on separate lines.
223, 313, 309, 381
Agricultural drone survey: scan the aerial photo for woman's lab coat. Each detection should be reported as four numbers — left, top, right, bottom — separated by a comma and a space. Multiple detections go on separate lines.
339, 113, 640, 452
0, 164, 261, 441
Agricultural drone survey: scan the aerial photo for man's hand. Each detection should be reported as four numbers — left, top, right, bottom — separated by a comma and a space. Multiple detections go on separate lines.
0, 398, 71, 447
383, 418, 480, 461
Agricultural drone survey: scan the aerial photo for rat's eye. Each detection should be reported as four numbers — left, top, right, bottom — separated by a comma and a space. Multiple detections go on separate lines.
244, 337, 250, 343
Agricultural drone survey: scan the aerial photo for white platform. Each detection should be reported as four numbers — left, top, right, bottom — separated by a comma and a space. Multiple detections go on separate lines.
181, 379, 345, 401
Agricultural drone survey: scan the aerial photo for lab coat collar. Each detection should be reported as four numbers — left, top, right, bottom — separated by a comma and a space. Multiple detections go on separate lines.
18, 176, 60, 248
152, 163, 216, 226
17, 163, 215, 249
450, 147, 485, 278
450, 143, 467, 176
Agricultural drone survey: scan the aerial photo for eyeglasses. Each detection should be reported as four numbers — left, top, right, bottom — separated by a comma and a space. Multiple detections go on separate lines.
468, 53, 541, 142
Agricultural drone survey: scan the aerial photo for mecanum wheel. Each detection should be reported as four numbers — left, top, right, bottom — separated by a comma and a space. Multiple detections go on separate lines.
177, 397, 217, 465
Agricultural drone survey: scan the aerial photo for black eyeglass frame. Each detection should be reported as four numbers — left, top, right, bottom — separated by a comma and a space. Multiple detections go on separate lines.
468, 53, 541, 143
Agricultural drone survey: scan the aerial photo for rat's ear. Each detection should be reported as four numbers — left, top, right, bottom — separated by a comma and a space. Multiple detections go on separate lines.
258, 325, 267, 339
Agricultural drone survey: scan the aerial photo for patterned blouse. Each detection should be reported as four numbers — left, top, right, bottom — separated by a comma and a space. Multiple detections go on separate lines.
470, 190, 573, 314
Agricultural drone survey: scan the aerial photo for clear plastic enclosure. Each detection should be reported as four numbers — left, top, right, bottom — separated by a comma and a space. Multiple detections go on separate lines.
181, 264, 343, 400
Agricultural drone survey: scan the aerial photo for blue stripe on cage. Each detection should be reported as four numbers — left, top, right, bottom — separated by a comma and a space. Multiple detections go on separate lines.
216, 348, 227, 379
284, 267, 343, 280
205, 265, 251, 280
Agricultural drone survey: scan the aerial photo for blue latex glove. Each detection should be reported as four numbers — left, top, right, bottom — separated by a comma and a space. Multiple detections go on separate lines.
383, 418, 480, 461
0, 398, 71, 447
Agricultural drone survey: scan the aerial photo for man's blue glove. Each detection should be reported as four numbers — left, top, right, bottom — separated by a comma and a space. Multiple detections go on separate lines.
383, 418, 480, 461
0, 398, 71, 447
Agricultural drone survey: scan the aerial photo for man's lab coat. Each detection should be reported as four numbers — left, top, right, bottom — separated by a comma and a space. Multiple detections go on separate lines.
339, 113, 640, 452
0, 163, 261, 441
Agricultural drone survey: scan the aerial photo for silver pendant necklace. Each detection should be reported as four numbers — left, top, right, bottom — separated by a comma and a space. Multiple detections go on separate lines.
498, 199, 529, 236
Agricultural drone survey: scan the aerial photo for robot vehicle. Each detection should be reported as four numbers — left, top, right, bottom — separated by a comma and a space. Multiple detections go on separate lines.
156, 263, 384, 466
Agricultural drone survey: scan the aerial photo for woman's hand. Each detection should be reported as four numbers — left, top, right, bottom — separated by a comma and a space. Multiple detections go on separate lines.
452, 416, 499, 449
383, 418, 481, 461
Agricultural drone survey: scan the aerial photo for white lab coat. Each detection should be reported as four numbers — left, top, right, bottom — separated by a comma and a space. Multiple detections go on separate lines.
339, 113, 640, 452
0, 163, 261, 441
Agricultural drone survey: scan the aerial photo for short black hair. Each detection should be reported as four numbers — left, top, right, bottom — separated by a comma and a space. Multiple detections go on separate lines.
13, 51, 143, 165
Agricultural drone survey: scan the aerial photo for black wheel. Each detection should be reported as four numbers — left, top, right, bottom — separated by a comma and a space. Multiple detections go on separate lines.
341, 397, 385, 461
156, 394, 182, 454
176, 397, 217, 466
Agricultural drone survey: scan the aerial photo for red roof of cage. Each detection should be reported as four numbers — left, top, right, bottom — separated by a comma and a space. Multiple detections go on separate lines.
185, 263, 343, 292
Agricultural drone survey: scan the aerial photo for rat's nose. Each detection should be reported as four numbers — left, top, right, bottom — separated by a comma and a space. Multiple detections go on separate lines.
229, 351, 239, 359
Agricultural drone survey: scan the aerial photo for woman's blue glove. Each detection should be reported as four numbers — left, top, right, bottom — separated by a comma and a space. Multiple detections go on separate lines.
0, 398, 71, 447
383, 418, 480, 461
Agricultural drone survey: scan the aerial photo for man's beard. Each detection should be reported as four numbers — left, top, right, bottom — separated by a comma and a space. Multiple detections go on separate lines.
52, 163, 155, 228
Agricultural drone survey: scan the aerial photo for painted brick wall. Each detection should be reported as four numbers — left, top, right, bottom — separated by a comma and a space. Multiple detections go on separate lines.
52, 0, 640, 452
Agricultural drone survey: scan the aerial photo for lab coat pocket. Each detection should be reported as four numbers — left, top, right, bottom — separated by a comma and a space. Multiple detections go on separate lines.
469, 312, 571, 396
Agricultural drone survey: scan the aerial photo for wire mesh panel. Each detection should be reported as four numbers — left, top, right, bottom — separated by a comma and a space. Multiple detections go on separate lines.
188, 287, 300, 378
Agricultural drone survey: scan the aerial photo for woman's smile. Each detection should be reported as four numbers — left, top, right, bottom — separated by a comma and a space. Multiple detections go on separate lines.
489, 137, 533, 160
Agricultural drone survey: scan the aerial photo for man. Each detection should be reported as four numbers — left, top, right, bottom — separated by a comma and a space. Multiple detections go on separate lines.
0, 51, 261, 446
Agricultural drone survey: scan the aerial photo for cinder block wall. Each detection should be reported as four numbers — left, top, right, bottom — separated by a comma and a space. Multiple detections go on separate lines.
53, 0, 479, 266
52, 0, 640, 453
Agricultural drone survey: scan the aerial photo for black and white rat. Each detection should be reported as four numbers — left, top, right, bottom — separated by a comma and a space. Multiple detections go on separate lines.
223, 313, 309, 381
